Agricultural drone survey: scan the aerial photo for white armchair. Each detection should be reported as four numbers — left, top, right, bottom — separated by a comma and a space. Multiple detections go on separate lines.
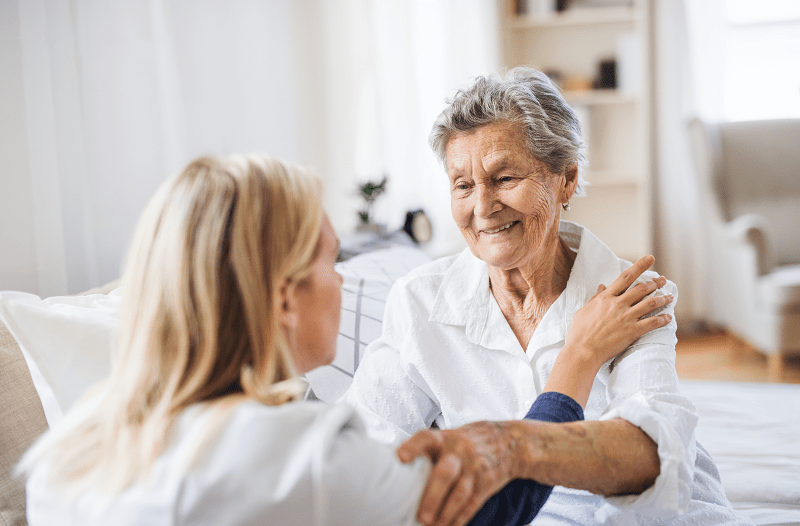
689, 118, 800, 381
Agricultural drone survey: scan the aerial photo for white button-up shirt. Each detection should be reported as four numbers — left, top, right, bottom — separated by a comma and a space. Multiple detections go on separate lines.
346, 221, 751, 525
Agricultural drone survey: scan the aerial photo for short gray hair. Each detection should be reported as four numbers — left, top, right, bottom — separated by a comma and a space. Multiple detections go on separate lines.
429, 67, 588, 196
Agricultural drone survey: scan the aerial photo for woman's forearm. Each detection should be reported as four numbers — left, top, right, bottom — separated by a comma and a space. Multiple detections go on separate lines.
541, 342, 600, 408
508, 417, 660, 496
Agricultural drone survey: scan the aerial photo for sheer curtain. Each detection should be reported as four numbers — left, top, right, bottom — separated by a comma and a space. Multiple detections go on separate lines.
0, 0, 499, 296
652, 0, 711, 329
1, 0, 318, 296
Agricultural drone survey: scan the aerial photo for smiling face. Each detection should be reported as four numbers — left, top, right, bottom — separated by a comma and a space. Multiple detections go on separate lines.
446, 121, 575, 271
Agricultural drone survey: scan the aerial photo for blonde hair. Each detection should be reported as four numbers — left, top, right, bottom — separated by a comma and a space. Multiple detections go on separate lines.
18, 154, 323, 495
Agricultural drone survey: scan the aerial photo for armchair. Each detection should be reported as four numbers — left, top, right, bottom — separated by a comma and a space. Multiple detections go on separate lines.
689, 117, 800, 381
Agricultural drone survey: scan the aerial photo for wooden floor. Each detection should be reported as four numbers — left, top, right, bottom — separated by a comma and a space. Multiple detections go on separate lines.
675, 330, 800, 384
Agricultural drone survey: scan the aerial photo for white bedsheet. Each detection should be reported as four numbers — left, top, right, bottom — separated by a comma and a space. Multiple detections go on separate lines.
680, 380, 800, 526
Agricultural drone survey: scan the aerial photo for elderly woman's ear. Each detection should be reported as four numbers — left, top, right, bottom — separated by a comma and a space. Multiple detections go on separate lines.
562, 163, 579, 204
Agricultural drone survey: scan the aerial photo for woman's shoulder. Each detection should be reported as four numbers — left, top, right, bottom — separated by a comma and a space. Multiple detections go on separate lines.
168, 401, 373, 520
615, 257, 678, 295
179, 399, 425, 526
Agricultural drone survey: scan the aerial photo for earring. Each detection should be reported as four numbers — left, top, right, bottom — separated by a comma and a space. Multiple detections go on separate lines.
562, 202, 570, 211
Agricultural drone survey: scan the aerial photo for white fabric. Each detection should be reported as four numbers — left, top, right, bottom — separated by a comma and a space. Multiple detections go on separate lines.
652, 0, 713, 329
759, 265, 800, 308
25, 401, 428, 526
679, 381, 800, 513
0, 0, 314, 296
346, 221, 750, 525
0, 288, 122, 425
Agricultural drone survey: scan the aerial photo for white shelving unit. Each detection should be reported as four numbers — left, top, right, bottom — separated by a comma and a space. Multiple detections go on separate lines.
501, 0, 654, 263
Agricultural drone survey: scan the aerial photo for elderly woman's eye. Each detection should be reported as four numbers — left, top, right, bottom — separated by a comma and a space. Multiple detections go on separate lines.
499, 176, 514, 183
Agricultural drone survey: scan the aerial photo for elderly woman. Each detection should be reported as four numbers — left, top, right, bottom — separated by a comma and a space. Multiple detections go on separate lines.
346, 68, 751, 525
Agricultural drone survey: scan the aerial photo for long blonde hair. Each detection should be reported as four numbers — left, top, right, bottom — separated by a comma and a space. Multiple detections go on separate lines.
19, 154, 323, 495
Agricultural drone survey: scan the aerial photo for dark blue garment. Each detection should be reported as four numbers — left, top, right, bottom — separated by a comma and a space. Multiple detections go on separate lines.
467, 392, 584, 526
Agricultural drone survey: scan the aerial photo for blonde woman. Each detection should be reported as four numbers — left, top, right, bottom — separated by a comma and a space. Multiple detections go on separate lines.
19, 154, 672, 526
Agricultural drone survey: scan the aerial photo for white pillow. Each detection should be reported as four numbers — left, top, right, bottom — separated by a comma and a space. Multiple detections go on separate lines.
305, 245, 431, 402
0, 289, 122, 426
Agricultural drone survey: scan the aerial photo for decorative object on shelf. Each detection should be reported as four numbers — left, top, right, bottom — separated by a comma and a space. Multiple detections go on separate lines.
594, 58, 617, 89
567, 0, 633, 7
403, 209, 433, 244
356, 175, 388, 232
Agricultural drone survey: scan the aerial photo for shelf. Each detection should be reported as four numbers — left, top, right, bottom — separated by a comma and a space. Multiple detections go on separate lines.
562, 89, 638, 106
511, 6, 639, 29
503, 0, 653, 258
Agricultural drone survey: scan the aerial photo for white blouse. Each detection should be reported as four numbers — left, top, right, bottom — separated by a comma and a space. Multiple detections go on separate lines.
345, 221, 751, 525
25, 401, 428, 526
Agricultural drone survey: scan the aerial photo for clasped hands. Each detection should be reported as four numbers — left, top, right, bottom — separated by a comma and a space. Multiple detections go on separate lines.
396, 255, 674, 526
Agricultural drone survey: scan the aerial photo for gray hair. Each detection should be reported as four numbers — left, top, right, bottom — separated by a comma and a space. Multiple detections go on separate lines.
429, 67, 588, 196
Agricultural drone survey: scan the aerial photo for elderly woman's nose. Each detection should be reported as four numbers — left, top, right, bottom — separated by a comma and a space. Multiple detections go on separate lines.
473, 184, 499, 217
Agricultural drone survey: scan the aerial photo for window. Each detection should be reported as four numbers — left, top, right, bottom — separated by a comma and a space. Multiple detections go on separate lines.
722, 0, 800, 120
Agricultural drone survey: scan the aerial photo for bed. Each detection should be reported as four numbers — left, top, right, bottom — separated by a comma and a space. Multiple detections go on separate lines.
1, 244, 799, 525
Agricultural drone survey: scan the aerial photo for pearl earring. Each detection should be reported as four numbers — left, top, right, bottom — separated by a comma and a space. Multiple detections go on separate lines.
562, 202, 570, 211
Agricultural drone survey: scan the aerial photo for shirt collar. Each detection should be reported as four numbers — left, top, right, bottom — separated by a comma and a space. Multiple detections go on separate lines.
429, 221, 624, 351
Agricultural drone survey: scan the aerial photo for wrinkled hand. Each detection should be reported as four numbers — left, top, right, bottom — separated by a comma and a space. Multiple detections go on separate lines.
397, 421, 517, 526
566, 255, 673, 370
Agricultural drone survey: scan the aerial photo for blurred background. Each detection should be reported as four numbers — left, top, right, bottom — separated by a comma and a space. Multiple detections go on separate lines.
1, 0, 799, 380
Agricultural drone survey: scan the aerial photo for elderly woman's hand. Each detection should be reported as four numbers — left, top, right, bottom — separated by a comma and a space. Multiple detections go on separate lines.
544, 255, 674, 407
397, 420, 519, 526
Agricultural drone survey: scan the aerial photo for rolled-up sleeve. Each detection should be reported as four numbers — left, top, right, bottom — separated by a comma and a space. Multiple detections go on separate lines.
598, 278, 699, 517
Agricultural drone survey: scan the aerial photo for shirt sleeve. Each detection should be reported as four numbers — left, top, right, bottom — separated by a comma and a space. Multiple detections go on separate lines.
319, 409, 430, 526
468, 392, 584, 526
598, 276, 699, 518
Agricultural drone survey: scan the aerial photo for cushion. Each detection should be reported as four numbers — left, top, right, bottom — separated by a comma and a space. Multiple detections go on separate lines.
305, 245, 431, 402
0, 318, 49, 526
0, 289, 123, 425
758, 264, 800, 309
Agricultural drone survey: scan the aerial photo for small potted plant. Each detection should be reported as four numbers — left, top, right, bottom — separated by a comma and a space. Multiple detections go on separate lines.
356, 175, 388, 233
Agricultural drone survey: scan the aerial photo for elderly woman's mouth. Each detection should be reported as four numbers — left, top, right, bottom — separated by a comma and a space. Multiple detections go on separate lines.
481, 221, 520, 235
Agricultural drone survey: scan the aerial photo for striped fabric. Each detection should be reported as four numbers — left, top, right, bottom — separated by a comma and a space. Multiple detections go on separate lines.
305, 245, 430, 402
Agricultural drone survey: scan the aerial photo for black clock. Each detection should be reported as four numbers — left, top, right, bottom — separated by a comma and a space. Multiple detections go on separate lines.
403, 209, 432, 244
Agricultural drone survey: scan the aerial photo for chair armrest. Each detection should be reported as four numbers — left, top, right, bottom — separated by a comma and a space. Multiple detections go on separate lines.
723, 214, 772, 275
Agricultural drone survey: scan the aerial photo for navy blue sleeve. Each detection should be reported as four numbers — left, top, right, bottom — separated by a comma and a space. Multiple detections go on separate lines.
467, 392, 584, 526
